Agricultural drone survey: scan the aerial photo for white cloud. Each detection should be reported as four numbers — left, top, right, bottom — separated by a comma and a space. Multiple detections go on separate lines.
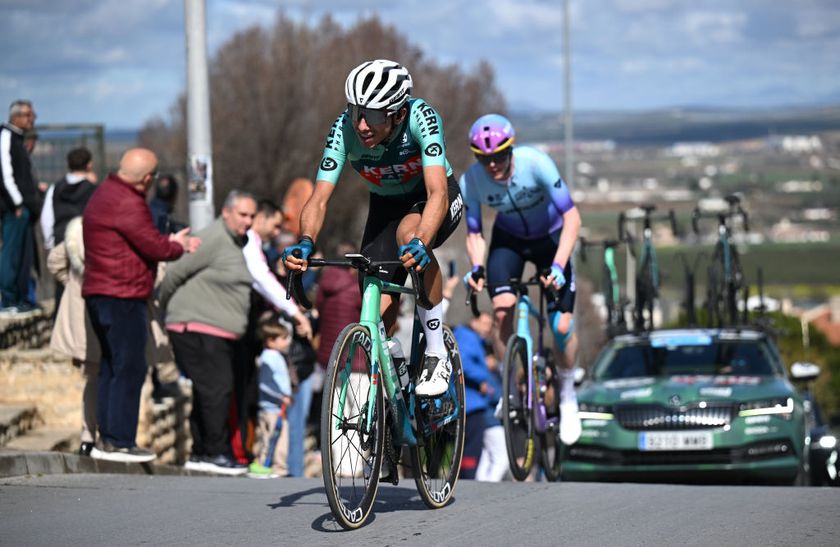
682, 11, 747, 45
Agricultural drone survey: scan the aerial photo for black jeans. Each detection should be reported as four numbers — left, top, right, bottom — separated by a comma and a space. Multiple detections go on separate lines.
170, 330, 236, 458
85, 296, 148, 448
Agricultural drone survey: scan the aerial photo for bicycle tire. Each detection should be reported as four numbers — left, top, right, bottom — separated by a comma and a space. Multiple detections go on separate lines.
502, 334, 537, 481
539, 353, 563, 481
706, 263, 722, 328
320, 323, 384, 530
635, 255, 655, 331
727, 247, 744, 325
709, 244, 728, 327
410, 326, 466, 509
602, 262, 617, 334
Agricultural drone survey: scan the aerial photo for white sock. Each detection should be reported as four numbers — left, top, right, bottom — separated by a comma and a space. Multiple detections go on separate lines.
560, 369, 576, 403
418, 301, 446, 356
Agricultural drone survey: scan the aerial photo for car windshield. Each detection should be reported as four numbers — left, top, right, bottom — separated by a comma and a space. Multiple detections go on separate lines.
594, 339, 776, 380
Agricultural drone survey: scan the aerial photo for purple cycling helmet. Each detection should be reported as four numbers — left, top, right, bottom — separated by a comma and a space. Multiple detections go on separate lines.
469, 114, 515, 155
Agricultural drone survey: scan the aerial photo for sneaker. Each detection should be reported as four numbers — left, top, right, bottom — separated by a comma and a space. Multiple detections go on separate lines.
202, 454, 248, 476
0, 305, 21, 319
90, 442, 156, 463
415, 353, 452, 398
559, 395, 582, 446
247, 462, 279, 479
78, 442, 94, 457
184, 455, 205, 472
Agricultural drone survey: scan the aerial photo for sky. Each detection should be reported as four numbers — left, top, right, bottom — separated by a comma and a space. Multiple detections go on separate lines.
2, 0, 839, 129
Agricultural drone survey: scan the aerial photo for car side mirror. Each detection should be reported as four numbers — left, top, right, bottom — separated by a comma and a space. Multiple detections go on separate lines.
573, 366, 586, 386
791, 362, 820, 382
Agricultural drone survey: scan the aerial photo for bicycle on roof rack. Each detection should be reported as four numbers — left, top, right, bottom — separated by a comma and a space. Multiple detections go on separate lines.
287, 252, 465, 530
579, 237, 628, 338
618, 205, 678, 332
692, 194, 749, 328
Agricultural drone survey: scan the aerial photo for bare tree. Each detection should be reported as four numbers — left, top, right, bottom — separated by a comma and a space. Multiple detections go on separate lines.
139, 14, 506, 250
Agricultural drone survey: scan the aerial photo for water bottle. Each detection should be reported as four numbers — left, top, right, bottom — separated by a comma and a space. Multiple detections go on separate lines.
534, 353, 547, 393
387, 338, 409, 389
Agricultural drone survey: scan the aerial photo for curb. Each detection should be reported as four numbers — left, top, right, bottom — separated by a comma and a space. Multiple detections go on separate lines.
0, 450, 219, 479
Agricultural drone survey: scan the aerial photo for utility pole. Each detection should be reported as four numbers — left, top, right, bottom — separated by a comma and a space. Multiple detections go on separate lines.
563, 0, 574, 188
184, 0, 214, 230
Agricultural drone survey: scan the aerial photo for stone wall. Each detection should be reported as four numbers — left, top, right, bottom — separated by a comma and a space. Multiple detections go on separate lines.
0, 348, 191, 463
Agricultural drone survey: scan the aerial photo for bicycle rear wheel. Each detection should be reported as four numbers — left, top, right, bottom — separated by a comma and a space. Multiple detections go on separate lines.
320, 323, 384, 530
502, 334, 537, 481
411, 326, 466, 509
635, 268, 655, 331
539, 353, 563, 482
602, 263, 618, 336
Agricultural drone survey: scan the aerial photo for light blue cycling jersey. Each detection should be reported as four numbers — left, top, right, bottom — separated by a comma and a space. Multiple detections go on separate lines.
459, 146, 575, 240
315, 98, 453, 197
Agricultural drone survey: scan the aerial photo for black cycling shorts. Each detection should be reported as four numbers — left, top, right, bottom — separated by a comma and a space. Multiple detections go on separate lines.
360, 174, 463, 286
486, 225, 576, 313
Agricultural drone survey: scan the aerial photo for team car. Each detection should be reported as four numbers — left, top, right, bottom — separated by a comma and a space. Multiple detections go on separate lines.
564, 328, 812, 484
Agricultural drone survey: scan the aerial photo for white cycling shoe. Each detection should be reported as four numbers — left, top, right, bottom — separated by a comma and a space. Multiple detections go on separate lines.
559, 394, 582, 446
415, 353, 452, 398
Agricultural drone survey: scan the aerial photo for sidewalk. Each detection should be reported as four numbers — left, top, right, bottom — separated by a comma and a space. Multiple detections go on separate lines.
0, 449, 217, 479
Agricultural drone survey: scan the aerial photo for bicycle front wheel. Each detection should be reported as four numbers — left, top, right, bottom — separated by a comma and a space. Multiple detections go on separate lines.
411, 325, 466, 509
502, 334, 537, 481
321, 323, 384, 530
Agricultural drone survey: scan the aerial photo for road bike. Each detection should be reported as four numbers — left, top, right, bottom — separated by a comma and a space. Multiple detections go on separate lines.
287, 253, 465, 530
618, 205, 678, 332
468, 273, 564, 481
579, 237, 628, 338
692, 194, 749, 327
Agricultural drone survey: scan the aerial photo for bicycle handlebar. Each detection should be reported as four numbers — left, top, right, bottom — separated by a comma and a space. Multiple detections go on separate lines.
284, 253, 434, 311
691, 195, 750, 235
618, 205, 679, 240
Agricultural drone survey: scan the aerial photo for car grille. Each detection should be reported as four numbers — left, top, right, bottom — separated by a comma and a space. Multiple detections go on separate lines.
615, 402, 737, 430
568, 440, 794, 466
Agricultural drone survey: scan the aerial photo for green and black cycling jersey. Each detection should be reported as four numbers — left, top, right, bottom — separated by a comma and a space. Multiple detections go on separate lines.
315, 98, 453, 197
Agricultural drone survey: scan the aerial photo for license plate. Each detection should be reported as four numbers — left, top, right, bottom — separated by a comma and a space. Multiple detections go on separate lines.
638, 431, 714, 451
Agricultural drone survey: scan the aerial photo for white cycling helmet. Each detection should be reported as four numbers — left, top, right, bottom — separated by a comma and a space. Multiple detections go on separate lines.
345, 59, 412, 113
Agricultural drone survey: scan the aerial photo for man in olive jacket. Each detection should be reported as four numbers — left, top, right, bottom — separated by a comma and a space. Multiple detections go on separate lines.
160, 190, 256, 475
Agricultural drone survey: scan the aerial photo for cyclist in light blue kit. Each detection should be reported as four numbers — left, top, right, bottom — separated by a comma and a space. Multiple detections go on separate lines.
460, 114, 582, 445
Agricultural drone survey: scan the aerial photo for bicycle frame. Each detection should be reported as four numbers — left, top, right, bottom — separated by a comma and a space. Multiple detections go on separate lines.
337, 273, 462, 447
511, 285, 558, 435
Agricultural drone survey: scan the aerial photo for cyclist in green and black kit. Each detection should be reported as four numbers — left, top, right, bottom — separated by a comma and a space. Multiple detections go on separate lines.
284, 59, 463, 398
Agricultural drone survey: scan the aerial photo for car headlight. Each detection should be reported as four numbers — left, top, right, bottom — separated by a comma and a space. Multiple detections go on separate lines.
579, 402, 614, 420
738, 397, 794, 418
818, 435, 837, 450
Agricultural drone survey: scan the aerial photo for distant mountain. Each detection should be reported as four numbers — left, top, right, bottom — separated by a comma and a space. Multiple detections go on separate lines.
510, 104, 840, 145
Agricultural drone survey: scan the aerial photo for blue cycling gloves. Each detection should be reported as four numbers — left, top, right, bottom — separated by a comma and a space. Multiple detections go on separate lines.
548, 261, 566, 288
283, 236, 315, 262
463, 265, 485, 288
399, 238, 431, 270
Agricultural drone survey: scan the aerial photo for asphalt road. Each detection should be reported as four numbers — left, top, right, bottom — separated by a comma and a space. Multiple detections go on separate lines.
1, 475, 838, 546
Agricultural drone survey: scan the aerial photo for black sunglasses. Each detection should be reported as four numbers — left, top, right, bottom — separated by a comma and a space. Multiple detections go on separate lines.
347, 104, 393, 126
475, 149, 512, 166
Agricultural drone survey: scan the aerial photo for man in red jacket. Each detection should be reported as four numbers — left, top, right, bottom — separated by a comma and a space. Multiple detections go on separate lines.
83, 147, 199, 463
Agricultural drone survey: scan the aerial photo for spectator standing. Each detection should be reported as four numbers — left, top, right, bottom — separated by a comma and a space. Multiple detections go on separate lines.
40, 146, 97, 250
160, 190, 256, 475
82, 148, 196, 462
0, 99, 41, 316
454, 312, 496, 479
40, 146, 98, 312
149, 174, 186, 235
249, 312, 295, 478
235, 199, 310, 462
47, 216, 101, 455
